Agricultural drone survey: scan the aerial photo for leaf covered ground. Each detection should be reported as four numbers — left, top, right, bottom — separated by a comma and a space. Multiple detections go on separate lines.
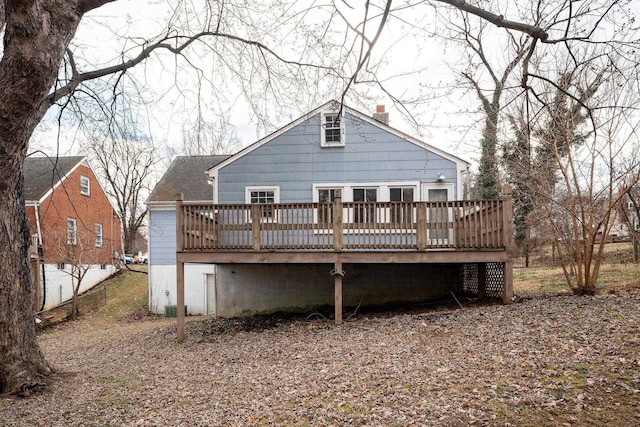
2, 286, 639, 426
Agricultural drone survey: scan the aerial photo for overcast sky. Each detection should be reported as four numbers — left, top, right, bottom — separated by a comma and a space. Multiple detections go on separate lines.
29, 1, 516, 166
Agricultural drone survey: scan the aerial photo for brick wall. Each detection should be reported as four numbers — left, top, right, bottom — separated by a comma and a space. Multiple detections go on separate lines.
37, 164, 122, 265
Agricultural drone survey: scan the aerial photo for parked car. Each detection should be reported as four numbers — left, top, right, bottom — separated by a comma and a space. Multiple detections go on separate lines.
121, 254, 135, 264
134, 252, 148, 264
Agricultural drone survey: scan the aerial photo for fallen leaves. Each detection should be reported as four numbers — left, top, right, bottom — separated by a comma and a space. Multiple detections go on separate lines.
3, 290, 640, 426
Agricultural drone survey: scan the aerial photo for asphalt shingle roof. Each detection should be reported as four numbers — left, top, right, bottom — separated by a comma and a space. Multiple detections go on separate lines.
147, 155, 230, 203
23, 156, 84, 201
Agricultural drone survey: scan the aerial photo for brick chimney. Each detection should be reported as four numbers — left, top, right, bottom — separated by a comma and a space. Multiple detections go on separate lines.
373, 105, 389, 125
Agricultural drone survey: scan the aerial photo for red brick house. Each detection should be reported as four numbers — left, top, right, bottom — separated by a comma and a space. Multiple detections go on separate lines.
24, 156, 123, 311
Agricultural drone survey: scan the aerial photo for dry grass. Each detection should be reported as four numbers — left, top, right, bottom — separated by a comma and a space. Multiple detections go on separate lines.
513, 242, 640, 296
93, 265, 150, 321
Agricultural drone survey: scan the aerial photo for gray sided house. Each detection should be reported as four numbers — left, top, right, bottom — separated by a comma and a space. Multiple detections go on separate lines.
155, 101, 514, 326
147, 155, 229, 315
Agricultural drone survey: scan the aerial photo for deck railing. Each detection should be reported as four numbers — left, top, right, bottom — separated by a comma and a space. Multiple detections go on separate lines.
177, 192, 512, 253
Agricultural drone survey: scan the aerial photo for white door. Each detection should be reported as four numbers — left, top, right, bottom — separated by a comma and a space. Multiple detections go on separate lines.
421, 184, 454, 245
205, 273, 217, 316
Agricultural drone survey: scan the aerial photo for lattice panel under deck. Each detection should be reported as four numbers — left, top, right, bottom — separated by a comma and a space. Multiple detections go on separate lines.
462, 262, 504, 299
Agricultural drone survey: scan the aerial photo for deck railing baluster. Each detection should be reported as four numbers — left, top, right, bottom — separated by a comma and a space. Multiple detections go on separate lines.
176, 198, 508, 253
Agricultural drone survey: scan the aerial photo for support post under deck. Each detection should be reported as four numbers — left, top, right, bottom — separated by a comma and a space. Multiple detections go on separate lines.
177, 260, 185, 343
176, 192, 186, 343
332, 261, 344, 325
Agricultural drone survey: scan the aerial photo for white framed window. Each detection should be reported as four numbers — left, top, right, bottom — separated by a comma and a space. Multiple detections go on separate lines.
67, 218, 77, 245
353, 188, 378, 224
313, 182, 422, 231
321, 110, 345, 147
95, 223, 103, 247
246, 186, 279, 222
317, 188, 340, 224
390, 187, 415, 224
80, 175, 90, 196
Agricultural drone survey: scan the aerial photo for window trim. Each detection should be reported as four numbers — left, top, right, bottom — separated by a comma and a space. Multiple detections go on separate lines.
95, 223, 103, 247
352, 187, 378, 224
320, 110, 345, 147
313, 182, 420, 231
80, 175, 90, 196
389, 186, 415, 224
245, 186, 280, 223
67, 218, 77, 245
315, 187, 341, 225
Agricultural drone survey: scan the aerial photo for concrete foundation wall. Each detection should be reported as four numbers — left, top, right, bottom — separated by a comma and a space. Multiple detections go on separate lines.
152, 262, 463, 317
41, 263, 117, 311
215, 264, 334, 316
215, 263, 461, 317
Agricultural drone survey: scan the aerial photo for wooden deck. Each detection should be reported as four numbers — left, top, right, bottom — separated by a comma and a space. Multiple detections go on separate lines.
174, 190, 514, 341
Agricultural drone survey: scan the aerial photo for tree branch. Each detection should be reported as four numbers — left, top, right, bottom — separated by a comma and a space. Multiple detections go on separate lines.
435, 0, 549, 41
79, 0, 117, 15
46, 30, 335, 108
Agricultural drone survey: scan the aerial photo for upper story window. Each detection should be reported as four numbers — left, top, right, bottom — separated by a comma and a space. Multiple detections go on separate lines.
80, 175, 90, 196
246, 187, 279, 222
67, 218, 77, 245
95, 223, 103, 247
321, 110, 345, 147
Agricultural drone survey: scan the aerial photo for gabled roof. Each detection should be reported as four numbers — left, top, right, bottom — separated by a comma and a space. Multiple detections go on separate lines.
24, 155, 85, 202
147, 155, 230, 203
206, 100, 470, 176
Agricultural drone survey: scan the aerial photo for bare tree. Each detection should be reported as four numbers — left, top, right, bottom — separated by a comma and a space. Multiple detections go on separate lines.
0, 0, 634, 395
180, 110, 241, 156
82, 134, 154, 254
0, 0, 372, 395
618, 178, 640, 263
512, 44, 640, 294
432, 3, 532, 199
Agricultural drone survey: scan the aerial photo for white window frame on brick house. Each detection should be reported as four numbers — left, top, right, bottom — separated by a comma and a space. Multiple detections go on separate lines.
95, 223, 103, 247
67, 218, 77, 245
80, 175, 90, 196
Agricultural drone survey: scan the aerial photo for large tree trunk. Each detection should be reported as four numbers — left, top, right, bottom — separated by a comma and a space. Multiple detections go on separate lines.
0, 0, 82, 395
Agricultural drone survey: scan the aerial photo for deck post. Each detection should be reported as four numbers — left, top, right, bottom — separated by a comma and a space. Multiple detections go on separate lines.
176, 193, 184, 252
252, 204, 261, 251
176, 259, 186, 343
176, 193, 186, 343
417, 203, 426, 251
332, 260, 344, 324
333, 190, 343, 251
502, 185, 515, 303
